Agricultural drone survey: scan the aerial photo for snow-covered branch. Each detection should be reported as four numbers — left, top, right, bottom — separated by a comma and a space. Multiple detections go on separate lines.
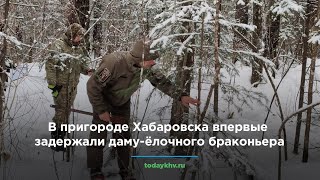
272, 0, 304, 16
278, 101, 320, 137
0, 32, 22, 50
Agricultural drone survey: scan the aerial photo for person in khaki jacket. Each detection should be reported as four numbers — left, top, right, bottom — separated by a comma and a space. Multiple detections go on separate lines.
45, 23, 92, 151
86, 40, 200, 180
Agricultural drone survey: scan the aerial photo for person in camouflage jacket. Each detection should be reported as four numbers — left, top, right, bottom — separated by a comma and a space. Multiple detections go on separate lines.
86, 39, 200, 180
45, 23, 92, 151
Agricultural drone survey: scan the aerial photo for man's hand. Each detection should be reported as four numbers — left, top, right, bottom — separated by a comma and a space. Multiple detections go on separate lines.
99, 112, 111, 122
181, 96, 200, 108
87, 69, 95, 76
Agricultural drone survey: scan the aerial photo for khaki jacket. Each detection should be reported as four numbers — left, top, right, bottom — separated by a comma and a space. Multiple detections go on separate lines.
87, 52, 184, 115
45, 35, 89, 88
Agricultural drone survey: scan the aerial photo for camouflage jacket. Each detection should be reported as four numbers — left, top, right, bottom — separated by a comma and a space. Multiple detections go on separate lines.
45, 34, 90, 88
87, 51, 186, 115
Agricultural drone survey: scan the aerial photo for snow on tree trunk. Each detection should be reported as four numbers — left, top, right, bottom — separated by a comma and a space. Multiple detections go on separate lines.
170, 41, 193, 156
251, 1, 263, 87
0, 0, 10, 166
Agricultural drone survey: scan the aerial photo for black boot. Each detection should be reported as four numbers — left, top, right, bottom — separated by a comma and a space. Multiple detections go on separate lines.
120, 170, 136, 180
90, 168, 105, 180
121, 175, 136, 180
50, 128, 66, 152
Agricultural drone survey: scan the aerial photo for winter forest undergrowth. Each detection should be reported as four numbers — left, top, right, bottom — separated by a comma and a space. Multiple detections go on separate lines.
1, 0, 320, 180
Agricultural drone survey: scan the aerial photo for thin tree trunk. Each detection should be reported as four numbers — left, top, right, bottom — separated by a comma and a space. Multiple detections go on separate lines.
169, 1, 194, 156
278, 101, 320, 180
189, 2, 220, 178
196, 15, 205, 134
262, 0, 287, 159
251, 2, 263, 87
293, 0, 314, 154
264, 0, 280, 77
294, 0, 303, 60
75, 0, 90, 29
93, 1, 102, 58
170, 51, 193, 155
65, 3, 79, 25
261, 62, 288, 160
233, 0, 249, 63
27, 37, 33, 63
213, 0, 221, 115
0, 0, 10, 166
170, 59, 189, 155
190, 14, 205, 180
41, 1, 46, 43
170, 43, 193, 156
75, 0, 90, 49
302, 47, 316, 162
302, 0, 320, 162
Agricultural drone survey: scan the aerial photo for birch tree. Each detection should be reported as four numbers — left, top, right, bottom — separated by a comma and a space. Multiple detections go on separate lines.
0, 0, 10, 166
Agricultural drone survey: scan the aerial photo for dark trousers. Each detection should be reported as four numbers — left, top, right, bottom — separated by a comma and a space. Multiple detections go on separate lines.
87, 101, 131, 177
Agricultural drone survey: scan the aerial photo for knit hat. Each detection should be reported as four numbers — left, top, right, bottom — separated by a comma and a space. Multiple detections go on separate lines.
130, 40, 159, 63
65, 23, 85, 39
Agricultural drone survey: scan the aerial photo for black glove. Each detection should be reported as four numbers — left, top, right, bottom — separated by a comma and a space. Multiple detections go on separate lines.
86, 69, 95, 74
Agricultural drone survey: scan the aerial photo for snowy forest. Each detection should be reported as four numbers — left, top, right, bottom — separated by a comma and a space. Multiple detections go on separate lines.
0, 0, 320, 180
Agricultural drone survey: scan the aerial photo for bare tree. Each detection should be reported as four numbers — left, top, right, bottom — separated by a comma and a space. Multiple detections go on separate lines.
302, 0, 320, 162
293, 0, 316, 154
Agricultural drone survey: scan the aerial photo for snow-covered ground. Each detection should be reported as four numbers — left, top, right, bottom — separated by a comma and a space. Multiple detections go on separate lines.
0, 61, 319, 180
